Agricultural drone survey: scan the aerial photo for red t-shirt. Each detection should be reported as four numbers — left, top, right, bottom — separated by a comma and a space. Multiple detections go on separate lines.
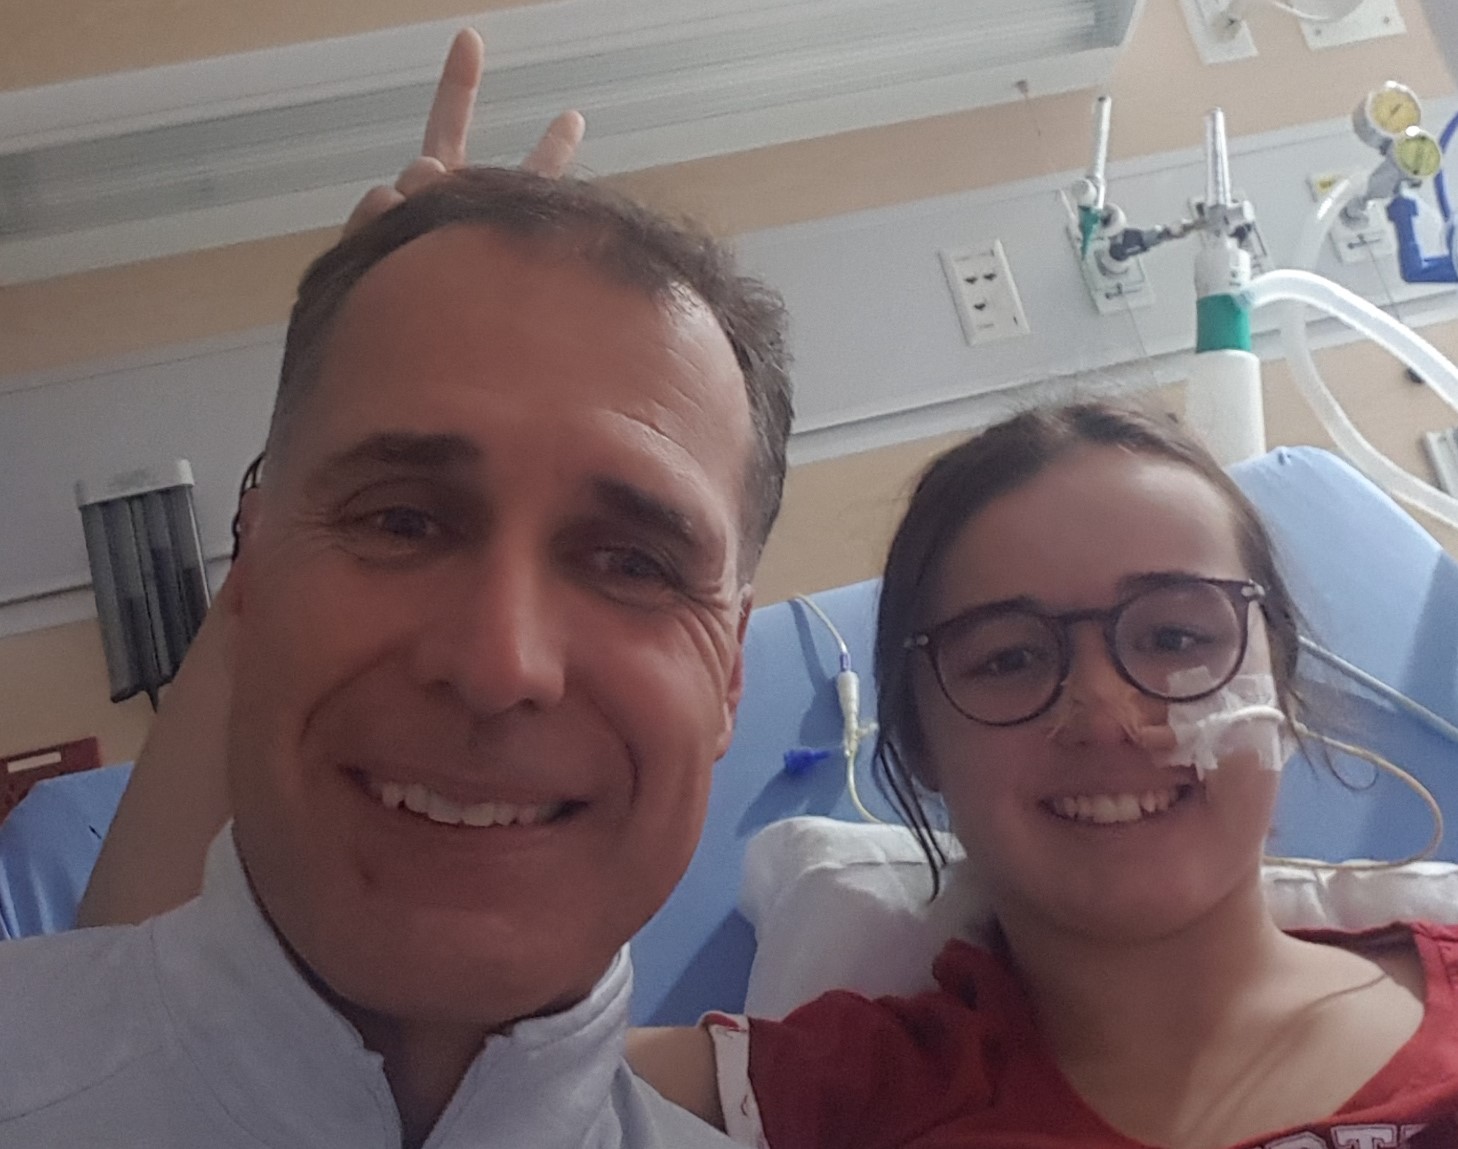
740, 922, 1458, 1149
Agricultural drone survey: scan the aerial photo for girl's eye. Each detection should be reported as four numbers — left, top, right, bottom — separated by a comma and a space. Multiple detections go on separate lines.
973, 647, 1045, 678
1143, 627, 1209, 655
947, 644, 1049, 682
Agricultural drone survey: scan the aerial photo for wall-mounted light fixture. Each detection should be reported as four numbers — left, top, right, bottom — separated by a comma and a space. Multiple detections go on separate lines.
76, 461, 210, 708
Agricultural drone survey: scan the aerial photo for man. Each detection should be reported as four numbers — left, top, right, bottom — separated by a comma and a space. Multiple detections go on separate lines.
0, 97, 792, 1149
73, 28, 587, 929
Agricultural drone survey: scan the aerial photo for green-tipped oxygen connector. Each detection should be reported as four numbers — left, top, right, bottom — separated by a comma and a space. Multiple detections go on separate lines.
1195, 292, 1252, 353
1078, 205, 1100, 260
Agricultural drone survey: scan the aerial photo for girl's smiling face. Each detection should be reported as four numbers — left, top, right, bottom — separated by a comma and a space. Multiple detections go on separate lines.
913, 445, 1281, 943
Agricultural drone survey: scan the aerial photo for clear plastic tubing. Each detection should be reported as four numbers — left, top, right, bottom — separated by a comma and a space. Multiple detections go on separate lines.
1240, 178, 1458, 530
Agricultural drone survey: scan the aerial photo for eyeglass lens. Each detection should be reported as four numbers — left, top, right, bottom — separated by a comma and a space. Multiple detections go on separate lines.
933, 581, 1246, 725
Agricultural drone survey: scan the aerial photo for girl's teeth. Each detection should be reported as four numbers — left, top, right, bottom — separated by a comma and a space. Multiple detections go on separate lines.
1052, 787, 1182, 825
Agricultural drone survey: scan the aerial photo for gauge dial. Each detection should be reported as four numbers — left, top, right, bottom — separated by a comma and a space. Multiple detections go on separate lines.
1354, 82, 1423, 149
1392, 127, 1443, 181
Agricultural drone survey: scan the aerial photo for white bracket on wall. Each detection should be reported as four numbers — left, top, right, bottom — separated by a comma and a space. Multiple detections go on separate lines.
1423, 428, 1458, 495
1066, 224, 1157, 314
1300, 0, 1404, 50
1178, 0, 1258, 64
1181, 0, 1405, 61
1308, 172, 1397, 263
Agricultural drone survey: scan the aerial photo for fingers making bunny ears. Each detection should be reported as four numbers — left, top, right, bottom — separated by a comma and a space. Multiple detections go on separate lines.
343, 28, 585, 237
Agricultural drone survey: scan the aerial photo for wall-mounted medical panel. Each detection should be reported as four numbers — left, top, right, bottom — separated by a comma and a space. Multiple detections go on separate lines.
736, 96, 1458, 461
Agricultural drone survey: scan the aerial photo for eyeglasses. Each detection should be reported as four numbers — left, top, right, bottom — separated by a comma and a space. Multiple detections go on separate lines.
906, 577, 1265, 727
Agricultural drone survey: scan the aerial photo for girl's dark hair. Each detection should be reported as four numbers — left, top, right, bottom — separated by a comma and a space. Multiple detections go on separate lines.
872, 402, 1304, 891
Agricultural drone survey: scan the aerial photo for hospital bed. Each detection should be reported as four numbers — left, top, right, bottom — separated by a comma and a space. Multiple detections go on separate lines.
2, 446, 1456, 1025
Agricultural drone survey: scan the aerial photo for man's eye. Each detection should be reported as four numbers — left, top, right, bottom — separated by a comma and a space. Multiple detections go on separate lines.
592, 547, 676, 585
573, 544, 689, 606
366, 506, 439, 540
337, 503, 451, 561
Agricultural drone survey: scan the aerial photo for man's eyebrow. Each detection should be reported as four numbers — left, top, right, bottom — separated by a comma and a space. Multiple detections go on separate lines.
589, 477, 705, 552
310, 433, 481, 487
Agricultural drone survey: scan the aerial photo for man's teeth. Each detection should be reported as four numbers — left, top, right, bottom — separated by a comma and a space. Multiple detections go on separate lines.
374, 780, 560, 828
1050, 787, 1183, 825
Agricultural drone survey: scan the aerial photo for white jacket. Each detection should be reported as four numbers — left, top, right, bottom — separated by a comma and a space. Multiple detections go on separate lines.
0, 831, 731, 1149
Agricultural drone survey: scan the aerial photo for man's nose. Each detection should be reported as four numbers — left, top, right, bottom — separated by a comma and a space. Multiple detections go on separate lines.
408, 545, 568, 717
1046, 626, 1146, 747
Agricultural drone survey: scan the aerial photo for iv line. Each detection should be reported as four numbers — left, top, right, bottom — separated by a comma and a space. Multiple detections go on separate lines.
792, 595, 883, 824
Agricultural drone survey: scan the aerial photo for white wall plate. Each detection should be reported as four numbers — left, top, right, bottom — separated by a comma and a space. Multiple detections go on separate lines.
1178, 0, 1258, 64
1301, 0, 1404, 50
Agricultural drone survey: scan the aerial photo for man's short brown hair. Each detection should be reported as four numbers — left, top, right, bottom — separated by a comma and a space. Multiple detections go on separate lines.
269, 167, 794, 568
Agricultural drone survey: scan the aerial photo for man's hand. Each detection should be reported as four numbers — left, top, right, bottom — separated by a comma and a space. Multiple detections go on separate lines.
343, 28, 586, 236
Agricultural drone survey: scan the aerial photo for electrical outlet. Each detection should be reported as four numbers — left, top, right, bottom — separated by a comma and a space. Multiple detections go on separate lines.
1308, 171, 1395, 264
941, 241, 1031, 347
1423, 429, 1458, 495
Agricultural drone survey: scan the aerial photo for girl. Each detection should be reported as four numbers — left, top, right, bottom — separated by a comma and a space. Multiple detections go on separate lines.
627, 402, 1458, 1148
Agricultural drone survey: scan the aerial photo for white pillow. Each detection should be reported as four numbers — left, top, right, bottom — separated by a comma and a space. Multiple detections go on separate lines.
740, 816, 1458, 1020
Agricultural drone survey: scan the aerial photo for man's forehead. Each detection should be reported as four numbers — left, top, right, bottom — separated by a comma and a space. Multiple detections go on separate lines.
279, 222, 754, 546
316, 226, 739, 400
346, 222, 707, 319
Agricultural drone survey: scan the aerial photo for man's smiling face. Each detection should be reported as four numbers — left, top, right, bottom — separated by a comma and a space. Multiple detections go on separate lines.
226, 225, 754, 1028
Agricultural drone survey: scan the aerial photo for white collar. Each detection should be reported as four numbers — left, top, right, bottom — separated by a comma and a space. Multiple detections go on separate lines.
149, 828, 636, 1147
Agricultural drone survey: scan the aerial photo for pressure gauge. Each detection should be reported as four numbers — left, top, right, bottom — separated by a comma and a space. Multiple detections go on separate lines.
1391, 127, 1443, 182
1354, 82, 1423, 149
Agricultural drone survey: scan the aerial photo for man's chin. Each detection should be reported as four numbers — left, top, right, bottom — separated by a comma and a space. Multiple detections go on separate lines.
290, 915, 621, 1033
314, 947, 610, 1035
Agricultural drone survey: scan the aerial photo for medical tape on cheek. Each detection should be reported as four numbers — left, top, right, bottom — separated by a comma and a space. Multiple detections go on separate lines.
1159, 670, 1291, 781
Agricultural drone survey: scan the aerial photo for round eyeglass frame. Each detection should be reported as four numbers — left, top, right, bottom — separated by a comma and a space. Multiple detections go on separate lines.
904, 577, 1266, 727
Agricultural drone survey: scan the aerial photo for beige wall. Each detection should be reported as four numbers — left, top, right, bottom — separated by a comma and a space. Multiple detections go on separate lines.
0, 618, 154, 765
2, 0, 1455, 763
